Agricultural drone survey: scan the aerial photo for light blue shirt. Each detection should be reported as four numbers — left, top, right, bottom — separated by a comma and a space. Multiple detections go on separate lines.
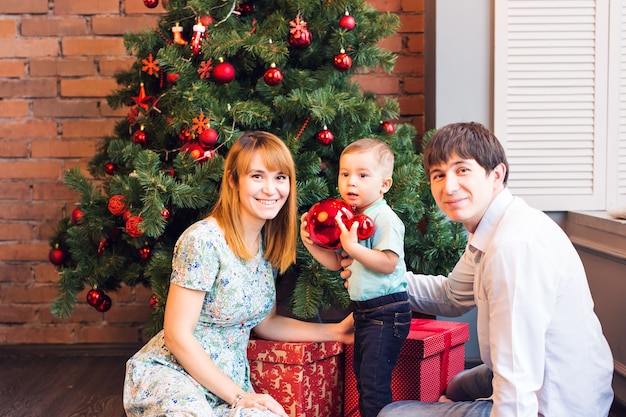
346, 199, 407, 301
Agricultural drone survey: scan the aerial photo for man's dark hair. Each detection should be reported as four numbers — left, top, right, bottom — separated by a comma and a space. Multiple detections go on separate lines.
423, 122, 509, 184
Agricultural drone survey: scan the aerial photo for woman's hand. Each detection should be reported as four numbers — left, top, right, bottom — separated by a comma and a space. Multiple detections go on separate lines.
234, 392, 288, 417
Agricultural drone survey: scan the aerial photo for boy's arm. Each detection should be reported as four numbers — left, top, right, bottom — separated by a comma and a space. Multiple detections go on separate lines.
300, 213, 342, 270
336, 215, 398, 275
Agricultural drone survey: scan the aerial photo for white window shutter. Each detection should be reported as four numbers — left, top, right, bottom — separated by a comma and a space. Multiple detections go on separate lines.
494, 0, 609, 211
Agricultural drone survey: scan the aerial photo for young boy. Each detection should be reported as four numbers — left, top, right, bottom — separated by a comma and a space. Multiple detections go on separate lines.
301, 138, 410, 417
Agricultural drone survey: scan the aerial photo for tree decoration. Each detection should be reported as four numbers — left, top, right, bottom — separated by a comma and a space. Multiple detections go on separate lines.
381, 120, 395, 134
263, 63, 283, 86
213, 60, 235, 84
71, 207, 84, 225
49, 244, 65, 266
139, 245, 152, 260
97, 238, 107, 255
316, 126, 334, 145
105, 162, 116, 175
339, 11, 356, 31
289, 14, 312, 49
166, 72, 179, 85
133, 126, 148, 146
141, 54, 160, 76
171, 23, 187, 45
160, 207, 171, 220
150, 294, 159, 308
333, 48, 352, 71
181, 141, 215, 163
143, 0, 158, 8
95, 294, 112, 312
86, 288, 104, 306
199, 14, 214, 26
126, 216, 144, 238
190, 21, 206, 56
132, 83, 151, 111
198, 126, 218, 148
197, 60, 213, 79
236, 2, 253, 16
305, 198, 375, 249
107, 195, 127, 216
179, 127, 193, 142
192, 111, 210, 134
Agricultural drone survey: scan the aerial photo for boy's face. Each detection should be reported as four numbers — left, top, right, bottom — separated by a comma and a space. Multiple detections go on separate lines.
338, 151, 392, 212
428, 153, 506, 233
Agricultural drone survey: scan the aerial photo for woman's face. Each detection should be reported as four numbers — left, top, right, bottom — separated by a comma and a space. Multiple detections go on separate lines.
236, 152, 291, 226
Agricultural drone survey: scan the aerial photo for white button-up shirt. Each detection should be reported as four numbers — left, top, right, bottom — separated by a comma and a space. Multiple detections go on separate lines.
406, 188, 614, 416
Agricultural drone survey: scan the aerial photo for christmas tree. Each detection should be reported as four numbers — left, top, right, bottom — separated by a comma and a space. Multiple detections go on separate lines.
48, 0, 467, 337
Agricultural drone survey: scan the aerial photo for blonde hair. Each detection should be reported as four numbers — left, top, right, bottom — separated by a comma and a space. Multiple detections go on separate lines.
341, 138, 395, 178
210, 131, 297, 274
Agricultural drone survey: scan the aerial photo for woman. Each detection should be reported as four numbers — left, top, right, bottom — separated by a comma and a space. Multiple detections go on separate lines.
123, 131, 354, 417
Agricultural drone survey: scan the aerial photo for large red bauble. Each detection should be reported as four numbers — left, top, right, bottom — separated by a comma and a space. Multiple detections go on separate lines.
95, 294, 112, 312
339, 14, 356, 31
288, 28, 312, 49
333, 52, 352, 71
71, 207, 84, 225
263, 66, 283, 86
316, 128, 334, 145
143, 0, 158, 8
133, 129, 147, 146
49, 247, 65, 265
198, 127, 218, 148
86, 288, 104, 307
305, 198, 375, 249
213, 62, 235, 84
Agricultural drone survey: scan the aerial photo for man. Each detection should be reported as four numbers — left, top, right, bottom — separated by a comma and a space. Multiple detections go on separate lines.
342, 122, 614, 416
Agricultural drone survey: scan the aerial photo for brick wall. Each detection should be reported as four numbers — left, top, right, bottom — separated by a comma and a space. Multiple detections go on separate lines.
0, 0, 424, 345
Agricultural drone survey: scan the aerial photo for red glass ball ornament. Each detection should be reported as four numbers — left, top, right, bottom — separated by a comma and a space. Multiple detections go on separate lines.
95, 294, 112, 312
305, 198, 355, 249
150, 294, 159, 308
139, 246, 152, 260
316, 128, 334, 146
143, 0, 159, 8
179, 128, 193, 143
354, 214, 375, 240
199, 14, 213, 26
133, 129, 147, 146
381, 121, 395, 134
105, 162, 116, 175
213, 62, 235, 84
71, 207, 84, 225
125, 215, 144, 238
333, 51, 352, 72
263, 65, 283, 86
48, 246, 65, 266
160, 207, 171, 220
339, 13, 356, 31
198, 127, 218, 148
166, 73, 179, 85
107, 195, 127, 216
288, 28, 312, 49
86, 288, 104, 307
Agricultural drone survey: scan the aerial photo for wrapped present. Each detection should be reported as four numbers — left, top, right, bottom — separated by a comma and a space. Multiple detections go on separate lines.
247, 339, 344, 417
344, 318, 470, 417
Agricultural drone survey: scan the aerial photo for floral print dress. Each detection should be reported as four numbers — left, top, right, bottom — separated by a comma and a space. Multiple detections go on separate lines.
123, 220, 280, 417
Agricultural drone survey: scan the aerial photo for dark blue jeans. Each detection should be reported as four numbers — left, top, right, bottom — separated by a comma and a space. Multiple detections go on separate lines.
353, 291, 412, 417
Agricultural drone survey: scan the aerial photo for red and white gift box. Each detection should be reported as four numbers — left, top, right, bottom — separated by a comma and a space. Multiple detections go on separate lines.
343, 318, 470, 417
247, 339, 345, 417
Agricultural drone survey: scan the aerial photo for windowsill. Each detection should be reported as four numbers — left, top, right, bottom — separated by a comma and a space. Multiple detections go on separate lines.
566, 211, 626, 261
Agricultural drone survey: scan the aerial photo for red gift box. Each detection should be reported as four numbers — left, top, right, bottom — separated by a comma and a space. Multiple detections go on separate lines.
344, 318, 470, 417
247, 339, 344, 417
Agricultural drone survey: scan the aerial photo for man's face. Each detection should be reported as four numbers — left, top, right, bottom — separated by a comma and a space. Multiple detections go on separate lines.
427, 154, 505, 233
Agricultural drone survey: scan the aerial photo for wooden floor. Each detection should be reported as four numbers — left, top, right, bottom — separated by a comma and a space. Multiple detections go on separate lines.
0, 343, 625, 417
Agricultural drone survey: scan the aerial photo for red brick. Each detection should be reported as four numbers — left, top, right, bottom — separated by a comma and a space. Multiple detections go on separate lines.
75, 325, 144, 344
0, 202, 67, 222
0, 19, 17, 37
32, 182, 80, 201
353, 74, 400, 95
403, 76, 424, 94
0, 99, 28, 116
367, 0, 402, 12
0, 242, 50, 261
0, 39, 59, 58
3, 325, 74, 344
30, 58, 96, 77
0, 182, 32, 200
0, 121, 57, 139
31, 139, 99, 158
101, 102, 129, 117
0, 139, 29, 157
407, 33, 424, 53
21, 17, 88, 36
62, 37, 127, 56
0, 79, 57, 98
92, 16, 160, 35
379, 34, 403, 53
98, 57, 135, 76
0, 263, 32, 283
0, 161, 64, 180
399, 14, 424, 33
33, 98, 101, 118
403, 0, 423, 12
394, 54, 424, 75
53, 0, 120, 15
398, 94, 424, 116
34, 264, 65, 284
60, 78, 119, 97
0, 0, 48, 14
62, 120, 117, 138
0, 304, 37, 323
0, 223, 34, 241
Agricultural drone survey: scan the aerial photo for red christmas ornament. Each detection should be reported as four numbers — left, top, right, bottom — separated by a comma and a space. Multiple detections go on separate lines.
179, 128, 193, 142
150, 294, 159, 308
333, 49, 352, 72
166, 73, 180, 84
381, 121, 395, 134
108, 195, 127, 216
316, 127, 334, 146
71, 207, 84, 225
95, 294, 112, 312
263, 63, 283, 86
123, 210, 132, 222
305, 198, 375, 250
86, 288, 104, 307
48, 245, 65, 266
105, 162, 116, 175
198, 127, 218, 148
181, 141, 214, 163
236, 2, 253, 16
126, 216, 144, 238
339, 12, 356, 31
199, 14, 213, 26
213, 61, 235, 84
289, 15, 312, 49
143, 0, 158, 8
354, 214, 375, 240
160, 207, 171, 220
171, 23, 186, 45
97, 238, 107, 255
191, 21, 206, 56
133, 127, 147, 146
139, 245, 152, 260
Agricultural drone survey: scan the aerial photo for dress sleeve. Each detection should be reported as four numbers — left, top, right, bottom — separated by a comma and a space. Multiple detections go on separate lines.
170, 227, 219, 291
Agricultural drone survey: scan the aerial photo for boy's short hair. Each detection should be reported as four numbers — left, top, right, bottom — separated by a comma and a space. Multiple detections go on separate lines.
341, 138, 394, 178
424, 122, 509, 184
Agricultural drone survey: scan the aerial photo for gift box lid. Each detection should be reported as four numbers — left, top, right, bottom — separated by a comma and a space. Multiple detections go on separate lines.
247, 339, 344, 364
404, 319, 470, 358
